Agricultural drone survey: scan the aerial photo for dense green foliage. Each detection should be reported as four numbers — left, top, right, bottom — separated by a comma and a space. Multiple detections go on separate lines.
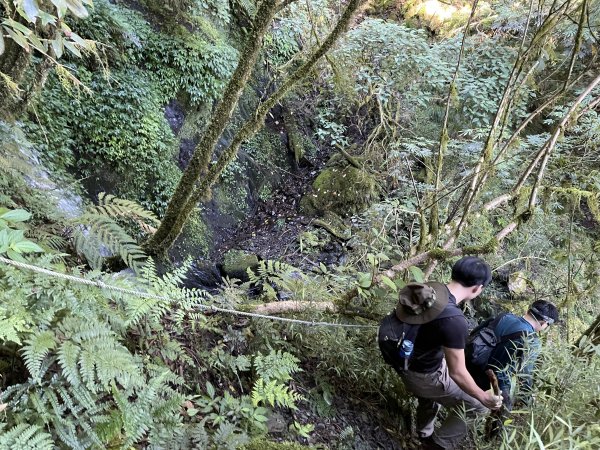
22, 0, 238, 213
2, 0, 600, 448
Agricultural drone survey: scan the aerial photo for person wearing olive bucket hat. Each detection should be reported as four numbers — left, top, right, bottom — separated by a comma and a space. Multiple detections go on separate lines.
395, 256, 503, 450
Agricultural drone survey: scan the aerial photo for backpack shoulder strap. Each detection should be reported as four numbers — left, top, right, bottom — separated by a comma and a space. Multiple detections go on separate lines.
434, 303, 464, 321
499, 330, 528, 342
469, 312, 508, 337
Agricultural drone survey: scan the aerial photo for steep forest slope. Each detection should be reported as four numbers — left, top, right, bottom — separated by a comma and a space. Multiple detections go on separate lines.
1, 0, 600, 448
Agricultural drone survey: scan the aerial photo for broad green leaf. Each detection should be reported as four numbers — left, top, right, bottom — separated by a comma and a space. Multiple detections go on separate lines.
63, 40, 81, 57
65, 0, 89, 18
6, 248, 27, 262
0, 229, 9, 252
28, 33, 47, 54
39, 10, 57, 26
69, 31, 87, 47
319, 262, 327, 273
394, 279, 406, 290
13, 240, 44, 253
7, 229, 25, 244
376, 252, 390, 261
51, 36, 63, 58
206, 382, 215, 399
21, 0, 40, 22
408, 266, 424, 283
358, 272, 372, 288
4, 28, 29, 52
380, 275, 397, 292
0, 209, 31, 223
2, 19, 33, 35
50, 0, 68, 17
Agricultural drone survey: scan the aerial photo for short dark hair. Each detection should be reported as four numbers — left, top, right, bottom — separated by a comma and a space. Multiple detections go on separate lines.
529, 300, 559, 325
451, 256, 492, 287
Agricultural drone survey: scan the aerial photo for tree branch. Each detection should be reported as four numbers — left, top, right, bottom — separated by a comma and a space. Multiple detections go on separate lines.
429, 0, 480, 241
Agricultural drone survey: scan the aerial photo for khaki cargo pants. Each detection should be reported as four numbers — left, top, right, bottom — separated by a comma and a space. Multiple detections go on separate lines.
400, 359, 488, 449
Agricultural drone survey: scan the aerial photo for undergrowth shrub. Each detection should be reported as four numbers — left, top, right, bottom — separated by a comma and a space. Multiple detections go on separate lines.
26, 67, 179, 214
0, 250, 203, 448
473, 341, 600, 449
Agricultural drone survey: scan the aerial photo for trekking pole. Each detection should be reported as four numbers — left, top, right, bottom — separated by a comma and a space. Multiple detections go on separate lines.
484, 369, 502, 439
486, 369, 500, 396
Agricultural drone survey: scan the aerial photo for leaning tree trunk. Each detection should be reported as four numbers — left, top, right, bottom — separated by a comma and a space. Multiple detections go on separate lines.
144, 0, 281, 256
145, 0, 365, 256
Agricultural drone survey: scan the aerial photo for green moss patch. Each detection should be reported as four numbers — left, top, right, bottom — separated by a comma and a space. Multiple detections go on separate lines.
222, 249, 260, 280
303, 166, 379, 217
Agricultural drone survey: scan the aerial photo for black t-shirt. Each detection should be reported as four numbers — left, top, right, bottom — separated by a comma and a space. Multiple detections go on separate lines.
408, 293, 468, 373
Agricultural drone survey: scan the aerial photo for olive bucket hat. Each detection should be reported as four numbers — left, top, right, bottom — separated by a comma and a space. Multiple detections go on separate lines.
395, 282, 449, 324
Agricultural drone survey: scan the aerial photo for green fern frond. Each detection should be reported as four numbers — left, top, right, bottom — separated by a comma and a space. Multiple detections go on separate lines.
232, 0, 256, 18
25, 228, 68, 252
253, 349, 301, 383
251, 378, 303, 409
57, 341, 82, 386
0, 424, 54, 450
74, 211, 148, 272
22, 331, 56, 381
94, 346, 143, 389
212, 421, 250, 449
0, 314, 28, 344
96, 192, 160, 225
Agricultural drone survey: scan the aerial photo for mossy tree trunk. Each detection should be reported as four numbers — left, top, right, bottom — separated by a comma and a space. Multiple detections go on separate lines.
146, 0, 365, 256
576, 312, 600, 351
0, 2, 32, 122
145, 0, 281, 256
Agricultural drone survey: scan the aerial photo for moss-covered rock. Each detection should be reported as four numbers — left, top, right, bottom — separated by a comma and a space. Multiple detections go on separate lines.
313, 211, 351, 240
222, 249, 260, 280
508, 271, 528, 297
302, 165, 379, 217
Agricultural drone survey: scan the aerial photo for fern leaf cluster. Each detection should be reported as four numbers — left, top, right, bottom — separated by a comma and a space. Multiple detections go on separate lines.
0, 424, 54, 450
72, 192, 160, 272
253, 349, 301, 383
251, 379, 303, 409
0, 250, 211, 448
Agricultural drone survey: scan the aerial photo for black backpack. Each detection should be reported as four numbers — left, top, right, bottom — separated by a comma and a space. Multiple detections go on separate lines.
378, 306, 463, 374
465, 313, 528, 368
378, 311, 420, 374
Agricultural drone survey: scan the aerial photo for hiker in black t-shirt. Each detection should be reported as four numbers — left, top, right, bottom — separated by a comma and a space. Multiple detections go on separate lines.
396, 256, 503, 450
